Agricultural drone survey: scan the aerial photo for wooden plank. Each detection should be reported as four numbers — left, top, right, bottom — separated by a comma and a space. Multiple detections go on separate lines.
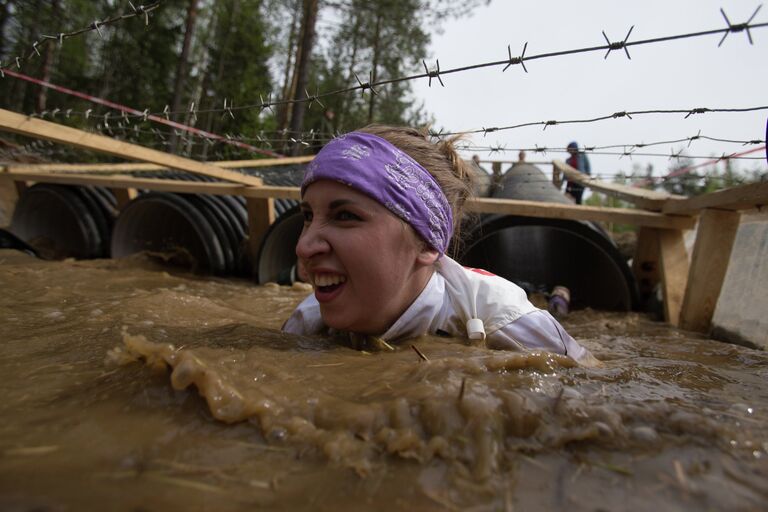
3, 170, 304, 200
14, 179, 27, 195
5, 171, 247, 195
0, 108, 264, 186
2, 170, 693, 228
7, 162, 170, 173
216, 156, 313, 168
632, 227, 660, 305
679, 209, 741, 332
111, 188, 137, 210
0, 175, 21, 227
4, 155, 314, 174
466, 197, 696, 230
662, 181, 768, 215
245, 197, 276, 278
657, 229, 689, 326
552, 159, 683, 211
242, 186, 301, 200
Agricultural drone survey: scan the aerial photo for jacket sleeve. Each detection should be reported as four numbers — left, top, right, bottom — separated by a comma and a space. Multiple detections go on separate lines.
487, 310, 600, 365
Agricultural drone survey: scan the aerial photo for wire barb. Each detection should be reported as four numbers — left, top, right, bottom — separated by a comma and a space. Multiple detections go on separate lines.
684, 107, 711, 118
353, 71, 378, 96
304, 87, 325, 110
503, 42, 529, 72
602, 25, 635, 59
422, 59, 445, 87
718, 5, 763, 46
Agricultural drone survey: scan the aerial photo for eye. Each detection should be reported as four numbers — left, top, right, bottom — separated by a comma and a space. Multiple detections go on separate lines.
335, 210, 361, 222
301, 208, 313, 223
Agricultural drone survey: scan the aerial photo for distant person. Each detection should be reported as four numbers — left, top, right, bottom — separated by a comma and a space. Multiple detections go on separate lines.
564, 141, 591, 204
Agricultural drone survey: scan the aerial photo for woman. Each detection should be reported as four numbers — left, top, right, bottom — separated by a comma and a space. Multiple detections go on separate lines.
283, 125, 597, 365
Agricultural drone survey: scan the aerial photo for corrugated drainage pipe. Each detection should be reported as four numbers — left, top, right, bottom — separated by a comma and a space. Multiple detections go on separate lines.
10, 183, 116, 259
459, 162, 638, 310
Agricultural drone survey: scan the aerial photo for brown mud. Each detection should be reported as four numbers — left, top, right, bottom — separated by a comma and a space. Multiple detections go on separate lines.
1, 249, 766, 511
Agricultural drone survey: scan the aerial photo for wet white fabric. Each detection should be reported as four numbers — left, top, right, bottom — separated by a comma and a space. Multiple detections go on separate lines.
283, 256, 593, 363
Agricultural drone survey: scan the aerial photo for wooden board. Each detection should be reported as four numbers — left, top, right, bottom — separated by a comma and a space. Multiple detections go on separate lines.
466, 197, 695, 230
662, 181, 768, 215
4, 155, 314, 174
110, 188, 137, 210
0, 109, 264, 186
657, 229, 689, 326
632, 227, 661, 305
5, 169, 695, 229
552, 159, 683, 211
5, 172, 247, 196
246, 197, 276, 277
679, 209, 741, 332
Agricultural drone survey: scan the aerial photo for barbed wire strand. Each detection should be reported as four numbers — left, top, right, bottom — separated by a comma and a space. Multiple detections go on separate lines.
111, 6, 768, 117
0, 2, 162, 77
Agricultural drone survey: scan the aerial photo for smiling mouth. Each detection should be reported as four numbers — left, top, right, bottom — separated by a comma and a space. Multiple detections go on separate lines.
312, 273, 347, 297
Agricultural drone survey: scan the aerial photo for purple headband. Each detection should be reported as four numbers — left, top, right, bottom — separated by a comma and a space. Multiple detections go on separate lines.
301, 131, 453, 255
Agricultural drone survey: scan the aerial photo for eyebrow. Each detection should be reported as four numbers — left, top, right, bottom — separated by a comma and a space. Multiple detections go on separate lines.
300, 198, 359, 211
329, 199, 355, 210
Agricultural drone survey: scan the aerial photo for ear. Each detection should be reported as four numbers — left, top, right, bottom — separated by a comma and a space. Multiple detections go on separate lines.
416, 246, 440, 267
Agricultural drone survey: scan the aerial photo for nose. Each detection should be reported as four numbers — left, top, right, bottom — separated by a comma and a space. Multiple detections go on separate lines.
296, 221, 331, 261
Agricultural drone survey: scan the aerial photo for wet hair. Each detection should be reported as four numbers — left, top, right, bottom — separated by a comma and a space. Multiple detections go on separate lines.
358, 124, 476, 256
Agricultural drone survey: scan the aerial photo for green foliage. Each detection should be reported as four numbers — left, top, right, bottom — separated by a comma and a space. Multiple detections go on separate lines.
656, 154, 766, 197
0, 0, 487, 161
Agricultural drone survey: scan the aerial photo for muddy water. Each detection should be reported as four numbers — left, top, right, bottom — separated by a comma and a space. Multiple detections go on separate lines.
1, 249, 767, 511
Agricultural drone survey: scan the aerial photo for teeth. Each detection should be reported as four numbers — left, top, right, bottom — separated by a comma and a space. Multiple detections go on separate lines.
314, 274, 346, 287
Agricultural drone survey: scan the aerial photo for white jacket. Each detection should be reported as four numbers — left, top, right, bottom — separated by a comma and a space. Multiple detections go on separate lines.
283, 256, 594, 364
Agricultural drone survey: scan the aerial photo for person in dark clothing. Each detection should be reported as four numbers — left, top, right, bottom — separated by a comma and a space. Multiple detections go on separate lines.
564, 141, 591, 204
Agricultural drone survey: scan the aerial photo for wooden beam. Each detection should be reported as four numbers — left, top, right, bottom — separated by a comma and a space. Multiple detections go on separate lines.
657, 229, 689, 326
242, 186, 301, 200
466, 197, 696, 230
111, 188, 137, 210
662, 181, 768, 215
13, 179, 27, 195
3, 155, 314, 174
246, 197, 276, 278
679, 209, 741, 332
3, 170, 693, 228
632, 227, 661, 305
4, 171, 247, 195
216, 156, 313, 168
552, 159, 683, 211
0, 175, 21, 226
2, 170, 304, 200
0, 108, 264, 187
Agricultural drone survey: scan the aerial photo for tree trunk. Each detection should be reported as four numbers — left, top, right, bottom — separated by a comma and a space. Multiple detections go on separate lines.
367, 10, 382, 124
199, 0, 238, 159
336, 9, 362, 132
276, 0, 302, 135
288, 0, 318, 156
169, 0, 200, 154
0, 0, 11, 57
35, 0, 60, 112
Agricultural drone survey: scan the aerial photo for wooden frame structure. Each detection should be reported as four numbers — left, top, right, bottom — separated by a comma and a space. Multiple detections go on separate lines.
1, 108, 766, 334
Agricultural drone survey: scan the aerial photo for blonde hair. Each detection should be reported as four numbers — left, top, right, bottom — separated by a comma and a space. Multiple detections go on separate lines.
358, 124, 476, 256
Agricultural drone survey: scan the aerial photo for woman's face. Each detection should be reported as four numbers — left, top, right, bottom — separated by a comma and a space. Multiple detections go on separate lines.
296, 180, 438, 335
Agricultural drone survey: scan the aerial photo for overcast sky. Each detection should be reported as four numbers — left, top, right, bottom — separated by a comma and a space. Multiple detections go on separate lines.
411, 0, 767, 182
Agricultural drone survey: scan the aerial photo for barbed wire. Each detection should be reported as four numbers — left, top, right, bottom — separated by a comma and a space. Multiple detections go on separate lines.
24, 104, 768, 157
435, 105, 768, 138
94, 5, 767, 118
462, 145, 767, 161
0, 2, 162, 77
